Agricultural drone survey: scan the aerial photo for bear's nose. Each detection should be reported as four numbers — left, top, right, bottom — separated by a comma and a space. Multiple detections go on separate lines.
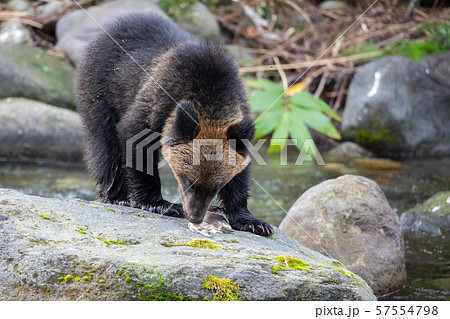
188, 216, 203, 224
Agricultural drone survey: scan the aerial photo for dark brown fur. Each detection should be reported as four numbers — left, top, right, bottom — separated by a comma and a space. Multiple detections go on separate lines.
75, 13, 273, 236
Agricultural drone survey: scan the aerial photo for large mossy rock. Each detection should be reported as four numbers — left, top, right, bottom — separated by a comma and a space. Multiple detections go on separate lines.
0, 45, 75, 109
279, 175, 406, 296
0, 98, 82, 162
401, 191, 450, 236
0, 188, 375, 301
342, 51, 450, 158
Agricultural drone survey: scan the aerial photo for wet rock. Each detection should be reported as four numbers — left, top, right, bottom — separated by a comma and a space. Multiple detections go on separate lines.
0, 98, 83, 162
279, 175, 406, 296
174, 2, 220, 40
0, 18, 32, 45
0, 188, 375, 300
342, 52, 450, 158
55, 0, 165, 64
400, 191, 450, 236
0, 44, 75, 108
327, 142, 374, 161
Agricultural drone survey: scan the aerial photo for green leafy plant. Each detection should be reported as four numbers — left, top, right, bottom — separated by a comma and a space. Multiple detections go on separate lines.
247, 79, 341, 153
343, 22, 450, 62
420, 21, 450, 51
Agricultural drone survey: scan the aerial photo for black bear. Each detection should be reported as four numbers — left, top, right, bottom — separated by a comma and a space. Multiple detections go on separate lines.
75, 13, 273, 236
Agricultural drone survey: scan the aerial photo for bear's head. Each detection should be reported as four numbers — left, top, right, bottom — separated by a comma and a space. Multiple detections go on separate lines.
161, 100, 253, 224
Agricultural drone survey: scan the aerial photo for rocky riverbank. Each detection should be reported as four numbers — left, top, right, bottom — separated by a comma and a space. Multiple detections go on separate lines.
0, 188, 375, 301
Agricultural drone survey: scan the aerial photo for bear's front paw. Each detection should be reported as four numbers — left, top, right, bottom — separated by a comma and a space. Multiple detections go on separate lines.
133, 200, 184, 218
229, 214, 274, 237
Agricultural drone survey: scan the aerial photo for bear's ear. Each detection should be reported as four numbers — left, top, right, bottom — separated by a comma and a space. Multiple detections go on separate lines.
168, 100, 199, 146
227, 117, 255, 154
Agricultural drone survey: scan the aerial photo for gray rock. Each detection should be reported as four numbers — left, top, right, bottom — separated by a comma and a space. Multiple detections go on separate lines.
174, 2, 220, 40
0, 98, 83, 162
9, 0, 30, 12
41, 1, 63, 15
56, 0, 165, 64
401, 191, 450, 236
279, 175, 406, 296
0, 44, 75, 108
0, 188, 375, 300
0, 18, 32, 45
319, 1, 350, 10
342, 52, 450, 158
225, 44, 255, 66
327, 142, 374, 161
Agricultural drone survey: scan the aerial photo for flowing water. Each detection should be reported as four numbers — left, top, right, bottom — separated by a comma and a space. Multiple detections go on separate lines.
0, 156, 449, 300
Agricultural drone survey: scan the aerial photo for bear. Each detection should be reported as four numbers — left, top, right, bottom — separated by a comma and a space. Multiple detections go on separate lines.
75, 13, 273, 236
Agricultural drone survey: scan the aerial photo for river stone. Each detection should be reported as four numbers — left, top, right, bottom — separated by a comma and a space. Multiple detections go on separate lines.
174, 2, 220, 40
400, 191, 450, 236
279, 175, 406, 296
55, 0, 165, 64
326, 142, 374, 161
0, 44, 75, 108
0, 18, 32, 45
0, 188, 375, 301
0, 98, 82, 162
342, 52, 450, 158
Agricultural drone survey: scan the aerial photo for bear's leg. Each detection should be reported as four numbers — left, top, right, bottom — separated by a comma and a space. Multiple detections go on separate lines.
116, 114, 184, 218
125, 147, 184, 218
218, 165, 274, 236
83, 102, 128, 204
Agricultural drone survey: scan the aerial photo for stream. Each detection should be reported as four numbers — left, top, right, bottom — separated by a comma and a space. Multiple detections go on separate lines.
0, 156, 449, 300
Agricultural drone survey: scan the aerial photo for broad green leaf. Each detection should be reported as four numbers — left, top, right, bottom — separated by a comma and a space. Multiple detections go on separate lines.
246, 79, 285, 94
288, 108, 313, 152
290, 91, 341, 121
268, 111, 290, 153
293, 108, 341, 140
249, 90, 284, 111
254, 107, 284, 139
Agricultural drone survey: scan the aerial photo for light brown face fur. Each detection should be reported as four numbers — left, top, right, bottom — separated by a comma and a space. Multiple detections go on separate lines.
161, 126, 249, 223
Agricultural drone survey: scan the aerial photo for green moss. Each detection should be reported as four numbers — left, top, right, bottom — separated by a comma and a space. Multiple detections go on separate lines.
110, 240, 132, 245
74, 277, 81, 282
330, 260, 344, 267
125, 274, 131, 283
248, 256, 272, 261
410, 191, 450, 215
99, 279, 106, 284
335, 269, 364, 284
96, 236, 132, 245
176, 239, 221, 250
230, 239, 239, 243
117, 269, 123, 276
137, 280, 186, 301
77, 229, 87, 235
202, 276, 243, 301
82, 276, 90, 281
58, 274, 73, 282
272, 255, 310, 274
106, 208, 116, 212
354, 117, 397, 150
90, 205, 99, 209
39, 214, 55, 222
